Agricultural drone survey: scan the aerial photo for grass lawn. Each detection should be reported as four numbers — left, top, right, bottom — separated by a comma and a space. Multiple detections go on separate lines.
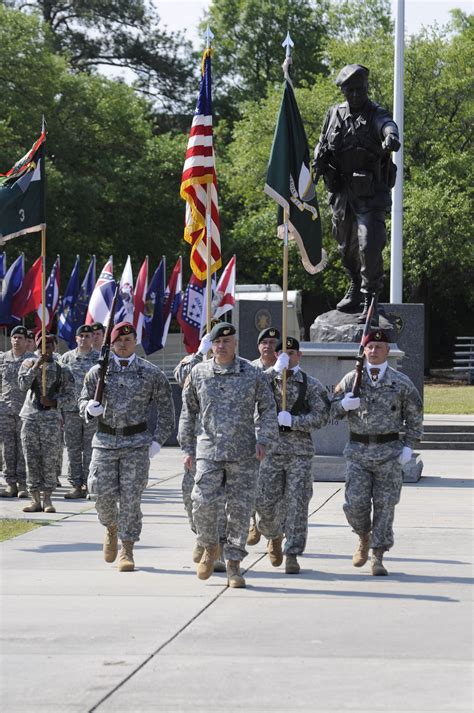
0, 518, 48, 542
424, 385, 474, 414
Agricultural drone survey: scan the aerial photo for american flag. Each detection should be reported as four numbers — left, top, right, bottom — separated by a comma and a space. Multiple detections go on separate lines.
180, 48, 222, 281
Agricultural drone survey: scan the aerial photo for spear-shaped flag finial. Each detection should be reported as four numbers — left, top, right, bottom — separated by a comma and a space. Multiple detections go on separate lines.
282, 31, 294, 58
204, 25, 214, 49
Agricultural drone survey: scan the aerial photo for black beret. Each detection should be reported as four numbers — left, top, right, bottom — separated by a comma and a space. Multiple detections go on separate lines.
76, 324, 93, 336
26, 330, 35, 340
276, 336, 300, 351
91, 322, 105, 332
335, 64, 369, 87
257, 327, 280, 344
209, 322, 236, 341
11, 326, 28, 337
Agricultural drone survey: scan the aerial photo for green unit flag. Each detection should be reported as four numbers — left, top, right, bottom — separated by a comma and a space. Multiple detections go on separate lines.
0, 131, 46, 245
265, 81, 326, 274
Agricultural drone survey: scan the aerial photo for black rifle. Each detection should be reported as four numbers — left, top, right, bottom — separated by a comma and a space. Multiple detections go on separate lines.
94, 285, 120, 404
352, 295, 376, 398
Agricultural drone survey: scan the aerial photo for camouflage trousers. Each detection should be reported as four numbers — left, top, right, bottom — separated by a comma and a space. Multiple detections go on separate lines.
192, 457, 258, 561
20, 416, 62, 492
2, 414, 27, 485
256, 454, 313, 555
182, 463, 226, 540
88, 446, 149, 542
343, 442, 403, 550
63, 411, 96, 487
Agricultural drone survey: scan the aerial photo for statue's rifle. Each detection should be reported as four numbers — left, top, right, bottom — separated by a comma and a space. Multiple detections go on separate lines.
351, 295, 376, 398
94, 284, 120, 404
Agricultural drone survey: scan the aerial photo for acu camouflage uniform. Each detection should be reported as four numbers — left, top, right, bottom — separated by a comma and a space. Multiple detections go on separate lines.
0, 349, 35, 488
18, 358, 75, 493
331, 366, 423, 549
59, 347, 99, 488
79, 357, 174, 542
257, 369, 330, 555
178, 356, 278, 561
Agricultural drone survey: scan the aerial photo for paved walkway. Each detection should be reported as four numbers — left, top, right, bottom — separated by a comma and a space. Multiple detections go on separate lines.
0, 447, 472, 713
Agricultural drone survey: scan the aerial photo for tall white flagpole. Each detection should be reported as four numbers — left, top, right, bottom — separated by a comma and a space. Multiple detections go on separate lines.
390, 0, 405, 304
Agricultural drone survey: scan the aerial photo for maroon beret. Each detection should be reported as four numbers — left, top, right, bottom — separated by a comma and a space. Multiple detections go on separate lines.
35, 332, 56, 347
111, 321, 136, 343
362, 330, 390, 347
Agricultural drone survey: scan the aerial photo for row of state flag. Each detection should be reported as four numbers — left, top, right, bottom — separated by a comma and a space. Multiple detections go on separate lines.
0, 252, 236, 355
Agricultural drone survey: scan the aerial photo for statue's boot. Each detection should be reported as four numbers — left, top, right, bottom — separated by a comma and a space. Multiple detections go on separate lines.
336, 278, 362, 312
357, 293, 380, 325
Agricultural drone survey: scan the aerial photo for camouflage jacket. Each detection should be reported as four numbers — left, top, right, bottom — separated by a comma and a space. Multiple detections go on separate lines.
178, 356, 278, 461
59, 348, 100, 412
18, 358, 75, 421
79, 356, 175, 449
265, 368, 330, 456
0, 350, 36, 416
331, 366, 423, 448
173, 352, 204, 388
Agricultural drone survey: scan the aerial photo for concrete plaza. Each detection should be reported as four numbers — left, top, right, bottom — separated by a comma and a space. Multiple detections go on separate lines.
0, 447, 472, 712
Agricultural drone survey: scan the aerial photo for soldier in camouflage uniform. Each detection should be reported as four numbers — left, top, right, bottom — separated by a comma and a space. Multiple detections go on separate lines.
90, 322, 105, 351
26, 330, 36, 353
256, 337, 330, 574
19, 333, 75, 513
173, 333, 226, 572
178, 322, 278, 588
59, 324, 99, 499
247, 327, 281, 546
331, 329, 423, 575
79, 321, 174, 572
0, 326, 35, 498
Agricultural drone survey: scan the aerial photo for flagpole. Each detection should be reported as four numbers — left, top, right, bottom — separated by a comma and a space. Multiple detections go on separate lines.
280, 32, 294, 412
204, 25, 214, 334
40, 227, 47, 396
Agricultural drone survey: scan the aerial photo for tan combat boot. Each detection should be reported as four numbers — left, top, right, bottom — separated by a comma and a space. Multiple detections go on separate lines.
247, 519, 261, 546
226, 560, 246, 588
118, 541, 135, 572
196, 544, 219, 580
17, 483, 29, 499
371, 547, 388, 576
352, 533, 371, 567
192, 541, 205, 564
22, 490, 42, 513
103, 524, 118, 563
285, 554, 300, 574
0, 483, 18, 498
213, 545, 226, 573
64, 486, 85, 500
267, 536, 283, 567
42, 491, 56, 513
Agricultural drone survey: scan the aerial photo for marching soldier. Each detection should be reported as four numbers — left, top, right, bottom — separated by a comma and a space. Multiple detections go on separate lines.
91, 322, 105, 351
79, 321, 175, 572
256, 337, 330, 574
247, 327, 281, 546
173, 332, 226, 572
0, 326, 35, 498
26, 330, 36, 353
178, 322, 278, 588
331, 330, 423, 575
59, 324, 99, 499
18, 333, 75, 513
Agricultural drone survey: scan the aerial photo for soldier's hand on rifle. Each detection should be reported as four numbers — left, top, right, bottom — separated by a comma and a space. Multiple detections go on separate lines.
274, 352, 290, 374
198, 333, 212, 355
341, 392, 360, 411
86, 399, 104, 418
278, 410, 292, 427
149, 441, 161, 459
382, 133, 400, 152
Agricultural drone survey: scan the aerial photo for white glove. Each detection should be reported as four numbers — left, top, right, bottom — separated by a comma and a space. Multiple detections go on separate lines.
274, 352, 290, 374
86, 399, 103, 417
398, 446, 412, 465
149, 441, 161, 459
198, 333, 212, 355
341, 392, 360, 411
278, 410, 292, 427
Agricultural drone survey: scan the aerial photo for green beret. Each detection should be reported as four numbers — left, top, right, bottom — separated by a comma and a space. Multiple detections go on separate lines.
276, 336, 300, 351
335, 64, 369, 87
209, 322, 236, 341
11, 326, 28, 337
257, 327, 280, 344
76, 324, 93, 336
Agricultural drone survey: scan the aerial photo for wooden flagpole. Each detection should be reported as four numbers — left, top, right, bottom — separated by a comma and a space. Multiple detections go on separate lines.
40, 226, 47, 396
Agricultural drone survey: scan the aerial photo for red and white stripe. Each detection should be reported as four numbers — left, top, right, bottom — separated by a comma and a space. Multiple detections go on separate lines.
133, 257, 148, 344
